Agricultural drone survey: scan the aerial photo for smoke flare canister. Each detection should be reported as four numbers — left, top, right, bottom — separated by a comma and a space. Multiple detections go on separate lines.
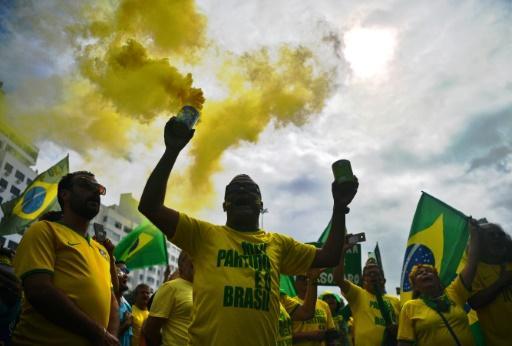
332, 159, 354, 183
176, 106, 200, 129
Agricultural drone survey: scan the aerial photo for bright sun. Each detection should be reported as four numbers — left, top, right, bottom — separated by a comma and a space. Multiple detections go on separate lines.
343, 27, 397, 80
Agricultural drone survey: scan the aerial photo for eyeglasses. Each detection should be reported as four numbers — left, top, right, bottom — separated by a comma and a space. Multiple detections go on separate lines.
74, 177, 106, 195
225, 183, 261, 196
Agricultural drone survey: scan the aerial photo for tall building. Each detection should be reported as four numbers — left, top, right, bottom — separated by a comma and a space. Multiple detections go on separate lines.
0, 122, 39, 249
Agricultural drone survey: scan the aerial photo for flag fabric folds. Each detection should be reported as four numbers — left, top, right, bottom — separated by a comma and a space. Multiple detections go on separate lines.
114, 221, 168, 270
400, 192, 485, 345
400, 192, 469, 302
0, 156, 69, 235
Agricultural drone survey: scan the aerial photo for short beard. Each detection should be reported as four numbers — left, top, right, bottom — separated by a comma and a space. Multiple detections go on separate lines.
70, 198, 99, 220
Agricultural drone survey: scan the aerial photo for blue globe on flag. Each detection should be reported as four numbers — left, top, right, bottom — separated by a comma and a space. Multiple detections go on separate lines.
21, 186, 47, 214
401, 244, 435, 292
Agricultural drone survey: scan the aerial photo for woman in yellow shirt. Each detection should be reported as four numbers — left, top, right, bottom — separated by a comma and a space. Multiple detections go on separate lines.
398, 221, 480, 346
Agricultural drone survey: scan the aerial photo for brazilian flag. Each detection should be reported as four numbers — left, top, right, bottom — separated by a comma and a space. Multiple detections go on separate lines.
0, 156, 69, 235
114, 221, 168, 270
400, 192, 485, 345
400, 192, 469, 301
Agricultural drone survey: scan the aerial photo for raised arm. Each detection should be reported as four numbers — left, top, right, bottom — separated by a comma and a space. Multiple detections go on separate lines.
291, 269, 322, 321
332, 243, 352, 293
311, 179, 358, 268
138, 117, 194, 239
459, 219, 481, 289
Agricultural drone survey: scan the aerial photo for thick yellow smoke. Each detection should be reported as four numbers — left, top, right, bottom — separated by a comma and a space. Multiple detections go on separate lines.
172, 47, 332, 210
2, 0, 334, 212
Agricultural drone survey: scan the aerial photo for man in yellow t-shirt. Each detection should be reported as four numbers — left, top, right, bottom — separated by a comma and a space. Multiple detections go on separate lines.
132, 284, 150, 346
145, 251, 194, 346
468, 222, 512, 346
292, 275, 337, 346
138, 116, 359, 345
334, 249, 400, 346
12, 171, 119, 345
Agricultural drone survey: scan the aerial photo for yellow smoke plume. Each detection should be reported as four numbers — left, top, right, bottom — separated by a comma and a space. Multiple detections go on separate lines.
170, 46, 333, 210
80, 39, 204, 122
2, 0, 335, 213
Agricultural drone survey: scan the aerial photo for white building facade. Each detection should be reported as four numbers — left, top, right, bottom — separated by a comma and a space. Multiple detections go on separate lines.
0, 123, 39, 249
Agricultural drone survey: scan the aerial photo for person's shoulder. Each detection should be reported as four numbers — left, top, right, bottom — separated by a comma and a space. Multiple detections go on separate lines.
317, 299, 330, 310
385, 294, 400, 304
401, 298, 424, 311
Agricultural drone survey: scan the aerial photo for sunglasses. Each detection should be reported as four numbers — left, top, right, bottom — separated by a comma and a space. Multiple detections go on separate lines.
225, 183, 261, 196
75, 177, 106, 195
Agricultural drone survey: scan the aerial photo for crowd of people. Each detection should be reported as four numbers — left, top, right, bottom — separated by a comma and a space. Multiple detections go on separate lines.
0, 116, 511, 345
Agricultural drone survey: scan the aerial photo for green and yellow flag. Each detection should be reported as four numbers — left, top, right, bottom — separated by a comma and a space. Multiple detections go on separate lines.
0, 156, 69, 235
400, 192, 485, 345
400, 192, 469, 302
114, 221, 168, 270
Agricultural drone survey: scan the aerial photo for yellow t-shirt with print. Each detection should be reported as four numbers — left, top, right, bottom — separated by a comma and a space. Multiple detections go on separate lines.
13, 221, 112, 346
398, 275, 474, 346
471, 261, 512, 346
292, 297, 336, 346
132, 305, 149, 346
343, 281, 400, 346
149, 277, 193, 346
278, 303, 293, 346
171, 213, 317, 346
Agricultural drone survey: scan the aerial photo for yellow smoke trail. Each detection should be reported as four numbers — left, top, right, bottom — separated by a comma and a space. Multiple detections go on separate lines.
2, 0, 335, 212
170, 46, 333, 210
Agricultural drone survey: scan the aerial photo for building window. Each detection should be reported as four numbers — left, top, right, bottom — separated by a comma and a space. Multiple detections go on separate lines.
7, 240, 18, 250
147, 277, 155, 284
0, 236, 6, 247
111, 232, 120, 241
149, 266, 155, 272
170, 255, 176, 262
139, 274, 144, 281
0, 196, 3, 204
0, 178, 7, 189
3, 163, 13, 175
114, 221, 122, 229
103, 216, 108, 222
14, 170, 25, 183
26, 179, 32, 186
123, 226, 131, 233
10, 185, 20, 196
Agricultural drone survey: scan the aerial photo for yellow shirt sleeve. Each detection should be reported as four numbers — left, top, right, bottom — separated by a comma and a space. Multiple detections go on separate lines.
14, 221, 56, 280
446, 274, 471, 306
277, 233, 317, 275
342, 280, 363, 307
319, 300, 336, 330
149, 281, 175, 318
171, 213, 211, 256
397, 301, 415, 342
281, 295, 300, 316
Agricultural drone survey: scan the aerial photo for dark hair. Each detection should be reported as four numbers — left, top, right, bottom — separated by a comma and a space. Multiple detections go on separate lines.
115, 260, 127, 265
177, 251, 191, 269
480, 223, 512, 261
134, 283, 150, 295
363, 263, 385, 278
57, 171, 95, 209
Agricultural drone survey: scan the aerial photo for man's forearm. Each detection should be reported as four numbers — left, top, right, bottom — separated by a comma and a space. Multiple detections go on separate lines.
315, 206, 346, 267
139, 149, 180, 214
108, 292, 119, 335
28, 284, 104, 341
